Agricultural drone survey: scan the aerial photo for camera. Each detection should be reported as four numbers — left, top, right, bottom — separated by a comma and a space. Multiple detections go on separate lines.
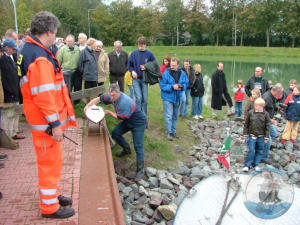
178, 84, 183, 90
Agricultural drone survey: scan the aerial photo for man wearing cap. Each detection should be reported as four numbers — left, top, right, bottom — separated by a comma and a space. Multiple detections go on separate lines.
0, 38, 24, 142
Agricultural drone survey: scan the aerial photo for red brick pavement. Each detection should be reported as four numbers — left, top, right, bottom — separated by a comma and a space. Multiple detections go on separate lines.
0, 119, 83, 225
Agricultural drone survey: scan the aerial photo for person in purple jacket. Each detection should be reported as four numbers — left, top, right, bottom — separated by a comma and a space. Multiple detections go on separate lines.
128, 36, 156, 119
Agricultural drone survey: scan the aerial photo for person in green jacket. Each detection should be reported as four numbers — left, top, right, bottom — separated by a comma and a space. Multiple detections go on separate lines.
57, 34, 80, 93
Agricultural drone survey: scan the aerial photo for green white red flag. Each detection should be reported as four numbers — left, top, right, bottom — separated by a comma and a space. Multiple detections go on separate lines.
217, 136, 231, 170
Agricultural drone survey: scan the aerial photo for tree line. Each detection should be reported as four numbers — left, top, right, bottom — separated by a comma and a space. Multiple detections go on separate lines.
0, 0, 299, 47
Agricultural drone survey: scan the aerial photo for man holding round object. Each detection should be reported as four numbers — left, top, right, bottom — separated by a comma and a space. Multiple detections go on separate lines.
84, 83, 146, 180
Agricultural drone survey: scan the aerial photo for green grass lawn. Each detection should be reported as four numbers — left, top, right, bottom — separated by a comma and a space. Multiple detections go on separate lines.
74, 45, 300, 169
105, 45, 300, 64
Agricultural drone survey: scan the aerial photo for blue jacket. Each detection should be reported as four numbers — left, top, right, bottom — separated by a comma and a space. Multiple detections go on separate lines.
159, 68, 189, 104
128, 49, 156, 79
284, 94, 300, 122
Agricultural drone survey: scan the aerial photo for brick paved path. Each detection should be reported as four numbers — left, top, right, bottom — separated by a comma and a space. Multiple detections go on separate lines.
0, 119, 83, 225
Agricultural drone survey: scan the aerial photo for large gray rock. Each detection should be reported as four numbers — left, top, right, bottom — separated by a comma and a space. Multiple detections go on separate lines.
138, 179, 150, 188
157, 170, 168, 179
160, 179, 174, 190
284, 141, 294, 152
210, 160, 221, 170
149, 177, 159, 188
123, 186, 132, 197
139, 185, 149, 196
118, 182, 126, 192
157, 204, 177, 221
146, 167, 157, 177
167, 175, 181, 185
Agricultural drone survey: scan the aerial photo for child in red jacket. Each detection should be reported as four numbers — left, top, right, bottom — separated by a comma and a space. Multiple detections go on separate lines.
233, 80, 245, 117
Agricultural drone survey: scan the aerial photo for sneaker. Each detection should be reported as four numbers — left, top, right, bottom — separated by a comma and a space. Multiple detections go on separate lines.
254, 166, 261, 171
193, 115, 199, 120
0, 154, 7, 161
42, 206, 75, 219
281, 139, 287, 144
171, 133, 179, 139
166, 134, 173, 141
58, 195, 72, 207
198, 115, 204, 119
242, 167, 249, 172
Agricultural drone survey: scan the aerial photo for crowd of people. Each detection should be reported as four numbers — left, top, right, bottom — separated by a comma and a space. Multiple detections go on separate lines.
0, 10, 299, 219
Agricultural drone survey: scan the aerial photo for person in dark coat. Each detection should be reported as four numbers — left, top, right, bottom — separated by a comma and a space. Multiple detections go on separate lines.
179, 59, 194, 117
191, 64, 205, 119
262, 85, 282, 162
108, 40, 128, 92
211, 62, 234, 118
0, 38, 24, 141
77, 38, 98, 89
245, 67, 269, 97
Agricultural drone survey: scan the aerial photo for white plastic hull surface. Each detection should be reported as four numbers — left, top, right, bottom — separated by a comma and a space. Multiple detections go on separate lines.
173, 174, 300, 225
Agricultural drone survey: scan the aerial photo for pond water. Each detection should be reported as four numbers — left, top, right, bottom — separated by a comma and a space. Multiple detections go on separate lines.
193, 60, 300, 105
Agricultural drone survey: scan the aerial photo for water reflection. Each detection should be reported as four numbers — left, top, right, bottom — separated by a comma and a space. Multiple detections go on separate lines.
194, 60, 299, 106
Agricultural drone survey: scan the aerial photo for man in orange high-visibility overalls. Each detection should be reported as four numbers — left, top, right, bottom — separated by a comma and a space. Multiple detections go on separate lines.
19, 11, 77, 219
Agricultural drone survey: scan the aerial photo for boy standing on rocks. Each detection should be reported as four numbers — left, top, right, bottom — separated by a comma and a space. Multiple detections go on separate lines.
243, 98, 270, 172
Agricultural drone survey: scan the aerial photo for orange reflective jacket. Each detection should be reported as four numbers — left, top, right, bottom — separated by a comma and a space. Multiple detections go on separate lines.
20, 35, 76, 136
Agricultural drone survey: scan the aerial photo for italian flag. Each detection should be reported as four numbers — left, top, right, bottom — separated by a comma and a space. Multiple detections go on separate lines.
217, 136, 231, 170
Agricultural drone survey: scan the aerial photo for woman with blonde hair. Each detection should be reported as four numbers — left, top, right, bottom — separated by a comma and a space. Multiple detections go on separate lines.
191, 64, 205, 119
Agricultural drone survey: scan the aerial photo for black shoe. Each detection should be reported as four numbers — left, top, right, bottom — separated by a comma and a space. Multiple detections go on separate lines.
0, 163, 4, 169
0, 192, 2, 200
0, 154, 8, 161
58, 195, 73, 207
116, 147, 131, 157
42, 206, 75, 219
166, 134, 173, 141
135, 161, 144, 181
171, 133, 179, 139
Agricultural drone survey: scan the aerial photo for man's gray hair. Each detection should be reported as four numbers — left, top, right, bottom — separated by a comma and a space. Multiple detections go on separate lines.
65, 34, 75, 40
108, 83, 120, 92
114, 40, 123, 46
272, 85, 282, 93
30, 11, 60, 35
96, 40, 103, 47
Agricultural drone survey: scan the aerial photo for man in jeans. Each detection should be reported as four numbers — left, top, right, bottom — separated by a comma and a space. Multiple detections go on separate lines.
128, 36, 156, 117
262, 85, 282, 162
84, 83, 146, 180
159, 58, 188, 141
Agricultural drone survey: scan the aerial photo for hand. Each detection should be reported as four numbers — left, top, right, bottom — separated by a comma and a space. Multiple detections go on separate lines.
270, 119, 276, 124
104, 110, 113, 116
132, 71, 138, 79
140, 65, 146, 70
52, 126, 63, 142
173, 84, 179, 90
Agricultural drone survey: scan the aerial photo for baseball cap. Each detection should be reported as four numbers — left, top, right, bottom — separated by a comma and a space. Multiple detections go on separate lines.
3, 38, 19, 51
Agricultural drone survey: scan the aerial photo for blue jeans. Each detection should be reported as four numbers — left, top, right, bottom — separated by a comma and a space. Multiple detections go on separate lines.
179, 89, 191, 117
263, 124, 277, 160
132, 78, 148, 116
128, 85, 135, 101
245, 136, 265, 167
163, 101, 180, 134
112, 121, 145, 163
235, 101, 243, 116
191, 96, 203, 116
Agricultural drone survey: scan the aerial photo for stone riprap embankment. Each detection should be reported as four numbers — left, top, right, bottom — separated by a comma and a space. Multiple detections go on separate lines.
116, 115, 300, 225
